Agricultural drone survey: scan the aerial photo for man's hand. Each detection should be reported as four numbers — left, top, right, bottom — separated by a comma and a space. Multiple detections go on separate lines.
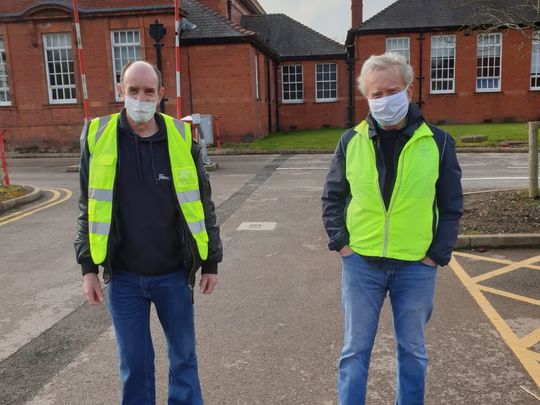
421, 256, 438, 267
199, 274, 218, 294
83, 273, 104, 305
339, 245, 354, 257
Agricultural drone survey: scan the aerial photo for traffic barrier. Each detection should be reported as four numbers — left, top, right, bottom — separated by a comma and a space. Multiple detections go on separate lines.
0, 128, 10, 186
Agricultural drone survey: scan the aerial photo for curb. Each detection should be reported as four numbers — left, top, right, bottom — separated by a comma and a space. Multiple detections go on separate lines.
455, 234, 540, 249
0, 186, 42, 213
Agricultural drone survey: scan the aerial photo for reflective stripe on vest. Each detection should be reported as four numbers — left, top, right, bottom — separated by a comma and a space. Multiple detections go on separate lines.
86, 113, 208, 264
345, 121, 439, 261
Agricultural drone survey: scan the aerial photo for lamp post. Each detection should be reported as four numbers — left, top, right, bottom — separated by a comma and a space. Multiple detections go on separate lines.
149, 19, 167, 113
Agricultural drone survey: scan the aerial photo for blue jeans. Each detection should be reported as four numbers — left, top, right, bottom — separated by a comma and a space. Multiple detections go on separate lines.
107, 270, 203, 405
338, 253, 437, 405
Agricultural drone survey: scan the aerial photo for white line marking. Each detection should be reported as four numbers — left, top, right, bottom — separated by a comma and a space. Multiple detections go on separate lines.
237, 222, 276, 231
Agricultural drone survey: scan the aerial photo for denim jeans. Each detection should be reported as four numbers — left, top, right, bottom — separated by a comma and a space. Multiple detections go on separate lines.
107, 270, 203, 405
338, 253, 437, 405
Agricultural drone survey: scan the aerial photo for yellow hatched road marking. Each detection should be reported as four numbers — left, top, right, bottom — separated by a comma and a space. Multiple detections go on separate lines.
453, 251, 515, 265
519, 329, 540, 350
471, 256, 540, 284
449, 256, 540, 388
477, 285, 540, 306
0, 188, 72, 226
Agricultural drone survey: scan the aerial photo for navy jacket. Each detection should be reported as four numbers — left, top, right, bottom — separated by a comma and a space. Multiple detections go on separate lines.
321, 104, 463, 266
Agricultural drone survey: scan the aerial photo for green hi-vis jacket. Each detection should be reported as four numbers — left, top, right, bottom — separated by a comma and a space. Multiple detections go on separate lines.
86, 113, 208, 265
345, 120, 439, 261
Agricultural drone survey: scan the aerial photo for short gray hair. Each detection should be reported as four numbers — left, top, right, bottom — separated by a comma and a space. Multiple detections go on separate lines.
357, 53, 414, 96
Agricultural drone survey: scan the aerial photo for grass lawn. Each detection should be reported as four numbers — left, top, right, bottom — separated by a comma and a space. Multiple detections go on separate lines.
0, 185, 27, 203
218, 122, 529, 153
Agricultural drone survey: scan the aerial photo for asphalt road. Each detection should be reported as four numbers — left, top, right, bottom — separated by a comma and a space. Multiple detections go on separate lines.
0, 154, 538, 404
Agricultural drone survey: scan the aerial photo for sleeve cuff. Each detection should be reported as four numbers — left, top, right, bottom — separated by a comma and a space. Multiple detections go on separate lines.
328, 235, 349, 252
201, 261, 218, 274
81, 260, 99, 275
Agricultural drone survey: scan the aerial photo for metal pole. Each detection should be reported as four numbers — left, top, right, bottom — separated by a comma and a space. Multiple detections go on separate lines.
72, 0, 90, 123
175, 0, 182, 118
528, 121, 539, 198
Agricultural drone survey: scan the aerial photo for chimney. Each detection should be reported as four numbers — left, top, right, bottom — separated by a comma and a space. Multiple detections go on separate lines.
351, 0, 363, 28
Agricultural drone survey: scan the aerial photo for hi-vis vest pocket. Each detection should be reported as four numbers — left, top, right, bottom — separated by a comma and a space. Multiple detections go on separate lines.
175, 167, 198, 189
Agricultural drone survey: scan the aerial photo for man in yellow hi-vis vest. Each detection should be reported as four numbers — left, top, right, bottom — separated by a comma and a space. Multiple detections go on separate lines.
322, 53, 463, 405
75, 60, 222, 405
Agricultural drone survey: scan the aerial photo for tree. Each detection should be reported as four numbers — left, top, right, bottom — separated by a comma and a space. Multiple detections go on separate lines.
454, 0, 540, 34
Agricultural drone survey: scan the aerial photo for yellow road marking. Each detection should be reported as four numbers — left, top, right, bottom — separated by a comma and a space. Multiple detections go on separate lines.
450, 256, 540, 387
477, 285, 540, 306
520, 329, 540, 349
1, 188, 60, 221
0, 188, 72, 227
471, 256, 540, 284
453, 251, 515, 265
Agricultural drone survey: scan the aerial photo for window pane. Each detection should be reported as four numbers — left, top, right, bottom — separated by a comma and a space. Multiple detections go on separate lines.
43, 33, 76, 103
386, 37, 410, 63
476, 33, 502, 91
315, 63, 337, 101
531, 32, 540, 89
430, 35, 456, 94
282, 65, 304, 102
110, 30, 142, 101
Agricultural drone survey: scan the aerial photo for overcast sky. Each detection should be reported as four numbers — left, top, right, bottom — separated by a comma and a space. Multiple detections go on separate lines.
257, 0, 396, 43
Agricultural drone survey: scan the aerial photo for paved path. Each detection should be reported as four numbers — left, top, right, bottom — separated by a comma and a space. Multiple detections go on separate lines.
0, 155, 538, 404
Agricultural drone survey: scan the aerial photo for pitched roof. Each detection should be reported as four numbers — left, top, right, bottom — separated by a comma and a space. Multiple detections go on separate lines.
241, 14, 346, 60
353, 0, 540, 34
181, 0, 256, 41
0, 0, 261, 45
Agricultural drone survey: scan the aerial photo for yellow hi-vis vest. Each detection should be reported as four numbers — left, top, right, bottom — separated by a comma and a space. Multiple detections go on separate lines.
345, 121, 439, 261
86, 113, 209, 265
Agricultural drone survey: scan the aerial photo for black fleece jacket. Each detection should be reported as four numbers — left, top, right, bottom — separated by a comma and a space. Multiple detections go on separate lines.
74, 110, 222, 279
321, 104, 463, 266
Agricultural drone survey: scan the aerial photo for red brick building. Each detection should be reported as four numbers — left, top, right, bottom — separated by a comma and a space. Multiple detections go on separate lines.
0, 0, 347, 150
347, 0, 540, 125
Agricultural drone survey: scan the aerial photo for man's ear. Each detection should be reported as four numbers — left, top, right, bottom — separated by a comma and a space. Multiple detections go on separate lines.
158, 87, 165, 102
117, 83, 124, 101
406, 85, 413, 102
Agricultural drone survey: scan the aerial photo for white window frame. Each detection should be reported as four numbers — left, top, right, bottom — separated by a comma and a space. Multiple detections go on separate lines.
43, 33, 76, 104
430, 35, 456, 94
476, 33, 502, 92
315, 63, 338, 102
386, 37, 410, 63
0, 36, 11, 106
281, 64, 303, 104
531, 31, 540, 90
111, 30, 141, 101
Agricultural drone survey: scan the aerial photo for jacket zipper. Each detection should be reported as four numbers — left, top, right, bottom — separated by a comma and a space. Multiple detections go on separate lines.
377, 137, 414, 257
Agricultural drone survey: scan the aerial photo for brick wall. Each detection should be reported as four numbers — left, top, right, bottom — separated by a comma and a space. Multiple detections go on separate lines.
0, 11, 277, 149
354, 29, 540, 125
278, 59, 349, 131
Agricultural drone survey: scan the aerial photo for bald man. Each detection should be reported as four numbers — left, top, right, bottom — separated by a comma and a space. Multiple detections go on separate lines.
75, 60, 222, 405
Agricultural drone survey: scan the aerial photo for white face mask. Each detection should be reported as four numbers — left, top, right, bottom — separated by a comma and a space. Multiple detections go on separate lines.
368, 87, 409, 127
124, 96, 157, 124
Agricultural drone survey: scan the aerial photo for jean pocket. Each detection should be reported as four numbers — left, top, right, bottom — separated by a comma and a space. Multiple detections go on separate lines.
341, 252, 356, 260
419, 260, 437, 268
